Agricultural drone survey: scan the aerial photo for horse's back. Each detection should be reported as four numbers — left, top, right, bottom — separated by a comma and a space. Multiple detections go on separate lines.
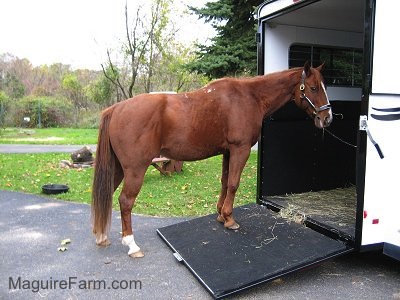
107, 83, 260, 162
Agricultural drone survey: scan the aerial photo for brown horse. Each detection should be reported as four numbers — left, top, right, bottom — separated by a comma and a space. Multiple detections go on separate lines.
91, 62, 332, 258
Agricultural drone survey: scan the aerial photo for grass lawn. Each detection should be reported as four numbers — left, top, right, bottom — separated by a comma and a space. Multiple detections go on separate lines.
0, 127, 98, 145
0, 127, 258, 216
0, 152, 258, 217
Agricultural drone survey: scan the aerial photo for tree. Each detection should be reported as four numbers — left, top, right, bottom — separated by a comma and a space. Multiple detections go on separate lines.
150, 43, 209, 92
0, 54, 26, 99
30, 63, 71, 96
0, 90, 9, 128
102, 0, 181, 99
101, 0, 213, 101
61, 73, 87, 109
3, 73, 25, 99
85, 68, 115, 107
187, 0, 260, 78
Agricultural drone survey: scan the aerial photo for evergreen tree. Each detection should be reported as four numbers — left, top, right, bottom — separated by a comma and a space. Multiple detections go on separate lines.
188, 0, 260, 79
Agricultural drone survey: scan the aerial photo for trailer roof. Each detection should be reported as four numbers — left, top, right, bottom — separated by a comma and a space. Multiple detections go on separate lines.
258, 0, 364, 33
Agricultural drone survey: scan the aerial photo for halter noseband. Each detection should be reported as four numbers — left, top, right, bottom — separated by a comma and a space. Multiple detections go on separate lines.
299, 70, 331, 115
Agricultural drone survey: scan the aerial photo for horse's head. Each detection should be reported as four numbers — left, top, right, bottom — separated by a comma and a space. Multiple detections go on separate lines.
293, 62, 332, 129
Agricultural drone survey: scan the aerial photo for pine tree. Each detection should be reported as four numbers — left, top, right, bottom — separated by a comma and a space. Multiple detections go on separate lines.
188, 0, 260, 79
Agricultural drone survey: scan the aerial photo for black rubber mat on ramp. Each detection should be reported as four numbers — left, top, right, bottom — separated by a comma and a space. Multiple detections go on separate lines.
157, 203, 353, 299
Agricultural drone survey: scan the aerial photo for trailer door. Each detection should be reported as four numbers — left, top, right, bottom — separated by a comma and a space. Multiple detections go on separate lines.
360, 0, 400, 260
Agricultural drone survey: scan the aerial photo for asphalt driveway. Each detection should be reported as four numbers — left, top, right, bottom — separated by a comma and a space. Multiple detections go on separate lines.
0, 144, 97, 154
1, 190, 400, 299
0, 190, 204, 299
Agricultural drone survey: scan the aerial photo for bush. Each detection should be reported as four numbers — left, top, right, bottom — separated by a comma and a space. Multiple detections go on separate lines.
10, 96, 74, 128
76, 109, 100, 129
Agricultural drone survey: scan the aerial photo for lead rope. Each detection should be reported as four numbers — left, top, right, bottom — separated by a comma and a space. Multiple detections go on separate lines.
323, 128, 357, 148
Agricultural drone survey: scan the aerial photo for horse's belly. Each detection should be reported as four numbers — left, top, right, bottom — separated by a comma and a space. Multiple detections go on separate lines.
160, 142, 225, 161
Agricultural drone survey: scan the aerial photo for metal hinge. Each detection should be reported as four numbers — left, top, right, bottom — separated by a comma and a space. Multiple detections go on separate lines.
255, 32, 261, 43
173, 252, 183, 262
359, 115, 384, 159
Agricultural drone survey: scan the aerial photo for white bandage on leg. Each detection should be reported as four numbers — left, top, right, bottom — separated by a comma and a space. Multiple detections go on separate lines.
122, 235, 141, 255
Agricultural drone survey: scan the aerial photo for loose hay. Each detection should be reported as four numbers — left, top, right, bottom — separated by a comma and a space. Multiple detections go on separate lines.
274, 186, 357, 234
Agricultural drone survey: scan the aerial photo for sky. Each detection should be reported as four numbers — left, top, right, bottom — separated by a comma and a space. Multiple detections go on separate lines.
0, 0, 214, 70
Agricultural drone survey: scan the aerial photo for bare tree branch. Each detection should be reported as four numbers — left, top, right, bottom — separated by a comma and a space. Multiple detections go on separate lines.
101, 50, 128, 100
125, 3, 137, 98
102, 0, 202, 97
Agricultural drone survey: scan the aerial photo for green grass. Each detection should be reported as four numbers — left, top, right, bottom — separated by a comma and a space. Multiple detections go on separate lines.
0, 127, 258, 216
0, 152, 258, 217
0, 128, 98, 145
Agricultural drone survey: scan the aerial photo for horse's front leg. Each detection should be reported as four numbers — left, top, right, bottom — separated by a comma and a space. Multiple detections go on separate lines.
221, 146, 251, 230
217, 152, 229, 223
119, 168, 146, 258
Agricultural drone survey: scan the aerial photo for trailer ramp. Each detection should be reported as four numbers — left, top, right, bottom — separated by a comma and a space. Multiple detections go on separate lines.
157, 203, 354, 299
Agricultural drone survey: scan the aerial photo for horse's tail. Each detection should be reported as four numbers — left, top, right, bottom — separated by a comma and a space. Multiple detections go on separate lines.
91, 105, 116, 242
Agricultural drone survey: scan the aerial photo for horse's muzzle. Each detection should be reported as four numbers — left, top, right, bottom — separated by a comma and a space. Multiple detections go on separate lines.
315, 109, 333, 129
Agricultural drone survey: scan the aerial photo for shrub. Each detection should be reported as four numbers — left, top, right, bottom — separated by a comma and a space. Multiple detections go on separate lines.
10, 96, 74, 128
76, 109, 100, 129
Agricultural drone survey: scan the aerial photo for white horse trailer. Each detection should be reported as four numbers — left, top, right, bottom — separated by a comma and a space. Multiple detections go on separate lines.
157, 0, 399, 298
256, 0, 400, 261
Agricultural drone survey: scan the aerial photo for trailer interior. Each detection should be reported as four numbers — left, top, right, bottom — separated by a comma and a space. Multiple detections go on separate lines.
257, 0, 366, 244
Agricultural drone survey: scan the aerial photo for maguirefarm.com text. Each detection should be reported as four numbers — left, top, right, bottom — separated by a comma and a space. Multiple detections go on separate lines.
9, 276, 142, 293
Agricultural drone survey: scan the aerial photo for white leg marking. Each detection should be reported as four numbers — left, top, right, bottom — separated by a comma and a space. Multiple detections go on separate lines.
122, 234, 141, 255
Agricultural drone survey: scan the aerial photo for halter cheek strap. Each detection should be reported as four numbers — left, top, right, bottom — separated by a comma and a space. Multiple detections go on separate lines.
299, 70, 331, 114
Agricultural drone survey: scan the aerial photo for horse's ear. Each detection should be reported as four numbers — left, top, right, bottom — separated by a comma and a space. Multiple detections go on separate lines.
303, 61, 311, 77
316, 62, 325, 72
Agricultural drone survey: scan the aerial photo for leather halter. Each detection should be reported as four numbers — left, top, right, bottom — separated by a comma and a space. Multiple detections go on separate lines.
299, 70, 331, 115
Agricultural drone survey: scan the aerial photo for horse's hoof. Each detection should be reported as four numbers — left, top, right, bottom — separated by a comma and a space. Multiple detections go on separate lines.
95, 233, 110, 246
129, 250, 145, 258
216, 214, 225, 223
224, 221, 240, 230
96, 239, 111, 247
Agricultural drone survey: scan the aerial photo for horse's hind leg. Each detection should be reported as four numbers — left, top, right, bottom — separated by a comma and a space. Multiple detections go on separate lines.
114, 157, 124, 192
217, 152, 229, 223
119, 167, 146, 258
221, 146, 251, 230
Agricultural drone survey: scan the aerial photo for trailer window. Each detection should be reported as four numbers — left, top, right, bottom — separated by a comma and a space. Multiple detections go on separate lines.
289, 45, 362, 87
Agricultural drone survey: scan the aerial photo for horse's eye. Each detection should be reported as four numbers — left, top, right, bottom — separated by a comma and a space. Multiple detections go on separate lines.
310, 86, 317, 92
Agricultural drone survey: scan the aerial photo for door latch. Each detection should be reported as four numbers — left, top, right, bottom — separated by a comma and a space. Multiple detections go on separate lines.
359, 115, 384, 159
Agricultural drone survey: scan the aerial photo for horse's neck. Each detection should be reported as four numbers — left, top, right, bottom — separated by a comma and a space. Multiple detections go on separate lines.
255, 68, 301, 116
